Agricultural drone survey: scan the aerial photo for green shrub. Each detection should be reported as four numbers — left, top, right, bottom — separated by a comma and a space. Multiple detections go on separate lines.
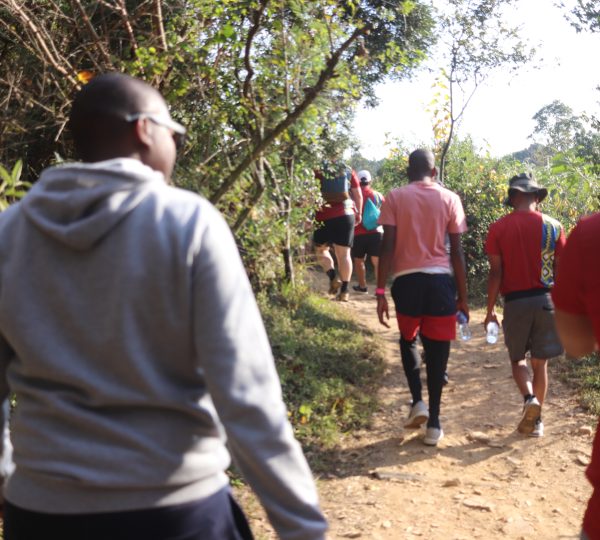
0, 160, 31, 210
258, 283, 385, 450
555, 352, 600, 416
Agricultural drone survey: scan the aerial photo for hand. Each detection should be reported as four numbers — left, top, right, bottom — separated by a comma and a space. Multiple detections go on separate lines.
456, 299, 469, 321
377, 295, 390, 328
483, 311, 498, 329
354, 211, 362, 226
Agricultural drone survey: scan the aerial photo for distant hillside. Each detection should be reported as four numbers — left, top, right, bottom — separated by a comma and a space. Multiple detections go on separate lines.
349, 154, 385, 176
505, 143, 553, 167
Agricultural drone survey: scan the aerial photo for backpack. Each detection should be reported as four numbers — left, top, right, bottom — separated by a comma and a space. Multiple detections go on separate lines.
320, 162, 351, 203
362, 194, 381, 231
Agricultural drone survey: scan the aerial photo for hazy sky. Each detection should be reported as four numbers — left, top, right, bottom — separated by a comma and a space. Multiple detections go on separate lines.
353, 0, 600, 160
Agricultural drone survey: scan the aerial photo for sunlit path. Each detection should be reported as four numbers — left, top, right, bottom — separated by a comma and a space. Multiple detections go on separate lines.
241, 282, 593, 539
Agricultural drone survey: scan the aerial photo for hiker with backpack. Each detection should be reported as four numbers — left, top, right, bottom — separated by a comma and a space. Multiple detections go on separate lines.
351, 170, 385, 294
313, 160, 363, 302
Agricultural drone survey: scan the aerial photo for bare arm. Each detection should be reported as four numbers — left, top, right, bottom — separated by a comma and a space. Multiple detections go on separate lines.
193, 206, 327, 538
485, 254, 502, 327
448, 232, 468, 318
350, 186, 363, 225
555, 310, 598, 358
376, 225, 396, 328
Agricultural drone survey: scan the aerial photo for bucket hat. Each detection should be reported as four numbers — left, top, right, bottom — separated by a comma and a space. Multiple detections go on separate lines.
505, 172, 548, 205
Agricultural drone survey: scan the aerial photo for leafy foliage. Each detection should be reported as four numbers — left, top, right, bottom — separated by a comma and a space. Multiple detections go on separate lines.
560, 0, 600, 33
555, 353, 600, 415
258, 283, 385, 448
0, 160, 31, 211
531, 100, 585, 152
429, 0, 535, 181
442, 138, 516, 292
0, 0, 436, 290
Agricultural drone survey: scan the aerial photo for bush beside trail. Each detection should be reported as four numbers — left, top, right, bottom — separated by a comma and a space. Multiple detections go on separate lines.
258, 281, 385, 455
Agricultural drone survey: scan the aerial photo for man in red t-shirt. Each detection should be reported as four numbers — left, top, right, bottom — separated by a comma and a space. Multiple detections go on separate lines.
484, 173, 565, 437
552, 212, 600, 540
313, 162, 363, 302
351, 170, 384, 294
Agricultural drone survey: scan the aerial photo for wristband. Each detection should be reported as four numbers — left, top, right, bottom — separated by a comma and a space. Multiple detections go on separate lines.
375, 287, 386, 296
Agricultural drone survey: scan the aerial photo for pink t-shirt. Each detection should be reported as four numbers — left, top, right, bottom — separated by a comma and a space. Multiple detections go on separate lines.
378, 181, 467, 276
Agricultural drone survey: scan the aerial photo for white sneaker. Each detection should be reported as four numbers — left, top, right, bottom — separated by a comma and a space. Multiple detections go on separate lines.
518, 396, 542, 435
404, 400, 429, 429
529, 418, 544, 438
423, 427, 444, 446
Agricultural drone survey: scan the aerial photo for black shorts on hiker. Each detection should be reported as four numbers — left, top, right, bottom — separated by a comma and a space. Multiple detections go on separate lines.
4, 487, 254, 540
391, 273, 456, 341
502, 291, 563, 362
351, 232, 383, 259
313, 214, 355, 247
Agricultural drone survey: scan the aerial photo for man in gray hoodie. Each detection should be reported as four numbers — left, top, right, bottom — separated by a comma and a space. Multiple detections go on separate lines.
0, 73, 327, 540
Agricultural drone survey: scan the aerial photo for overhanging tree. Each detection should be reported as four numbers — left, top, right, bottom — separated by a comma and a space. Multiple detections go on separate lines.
0, 0, 435, 286
427, 0, 533, 182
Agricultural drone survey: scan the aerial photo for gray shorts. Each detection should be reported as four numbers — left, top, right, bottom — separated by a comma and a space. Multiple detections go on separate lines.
502, 293, 563, 362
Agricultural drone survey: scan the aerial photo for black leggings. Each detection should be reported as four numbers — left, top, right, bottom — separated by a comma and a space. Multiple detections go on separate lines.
4, 487, 254, 540
400, 335, 450, 428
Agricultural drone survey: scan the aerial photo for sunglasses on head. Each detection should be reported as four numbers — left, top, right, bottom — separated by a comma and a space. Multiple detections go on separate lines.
124, 112, 187, 150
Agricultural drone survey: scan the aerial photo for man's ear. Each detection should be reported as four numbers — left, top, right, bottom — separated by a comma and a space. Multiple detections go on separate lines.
431, 166, 438, 178
133, 117, 153, 147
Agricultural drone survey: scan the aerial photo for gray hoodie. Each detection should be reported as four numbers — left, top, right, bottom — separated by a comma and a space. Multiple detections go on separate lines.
0, 159, 327, 539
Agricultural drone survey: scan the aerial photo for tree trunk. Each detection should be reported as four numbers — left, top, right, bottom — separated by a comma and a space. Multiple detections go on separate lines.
282, 155, 295, 285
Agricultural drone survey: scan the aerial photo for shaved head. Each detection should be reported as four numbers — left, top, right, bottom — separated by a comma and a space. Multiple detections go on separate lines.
407, 148, 436, 181
69, 73, 165, 162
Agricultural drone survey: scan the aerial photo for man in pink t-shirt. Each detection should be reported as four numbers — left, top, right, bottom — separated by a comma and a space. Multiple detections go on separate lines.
376, 149, 468, 446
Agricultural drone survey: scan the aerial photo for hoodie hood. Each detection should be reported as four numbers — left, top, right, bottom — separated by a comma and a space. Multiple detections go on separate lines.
22, 158, 165, 250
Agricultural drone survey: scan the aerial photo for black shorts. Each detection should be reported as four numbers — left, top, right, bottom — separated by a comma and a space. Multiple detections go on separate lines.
4, 487, 253, 540
313, 214, 355, 247
351, 232, 383, 259
391, 273, 457, 341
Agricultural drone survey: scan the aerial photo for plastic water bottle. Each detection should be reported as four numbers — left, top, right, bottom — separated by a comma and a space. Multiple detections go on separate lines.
456, 311, 472, 341
486, 321, 499, 344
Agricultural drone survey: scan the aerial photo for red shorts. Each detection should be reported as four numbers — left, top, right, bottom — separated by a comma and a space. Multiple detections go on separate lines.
396, 313, 456, 341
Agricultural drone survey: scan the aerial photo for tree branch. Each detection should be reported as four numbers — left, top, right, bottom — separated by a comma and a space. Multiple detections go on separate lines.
231, 159, 266, 233
1, 0, 79, 87
96, 0, 139, 56
153, 0, 168, 51
70, 0, 113, 66
242, 0, 269, 99
210, 24, 368, 205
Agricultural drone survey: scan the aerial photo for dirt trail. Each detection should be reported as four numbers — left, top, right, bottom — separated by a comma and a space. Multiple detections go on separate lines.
241, 284, 595, 540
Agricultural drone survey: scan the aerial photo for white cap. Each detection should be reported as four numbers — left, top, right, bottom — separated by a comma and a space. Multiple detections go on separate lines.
357, 170, 372, 183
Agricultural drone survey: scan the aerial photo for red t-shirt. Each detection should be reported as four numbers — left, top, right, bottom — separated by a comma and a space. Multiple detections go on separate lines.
355, 185, 384, 236
315, 169, 360, 221
552, 212, 600, 539
484, 210, 565, 295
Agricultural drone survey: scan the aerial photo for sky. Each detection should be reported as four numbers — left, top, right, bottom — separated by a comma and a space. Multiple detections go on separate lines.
353, 0, 600, 160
